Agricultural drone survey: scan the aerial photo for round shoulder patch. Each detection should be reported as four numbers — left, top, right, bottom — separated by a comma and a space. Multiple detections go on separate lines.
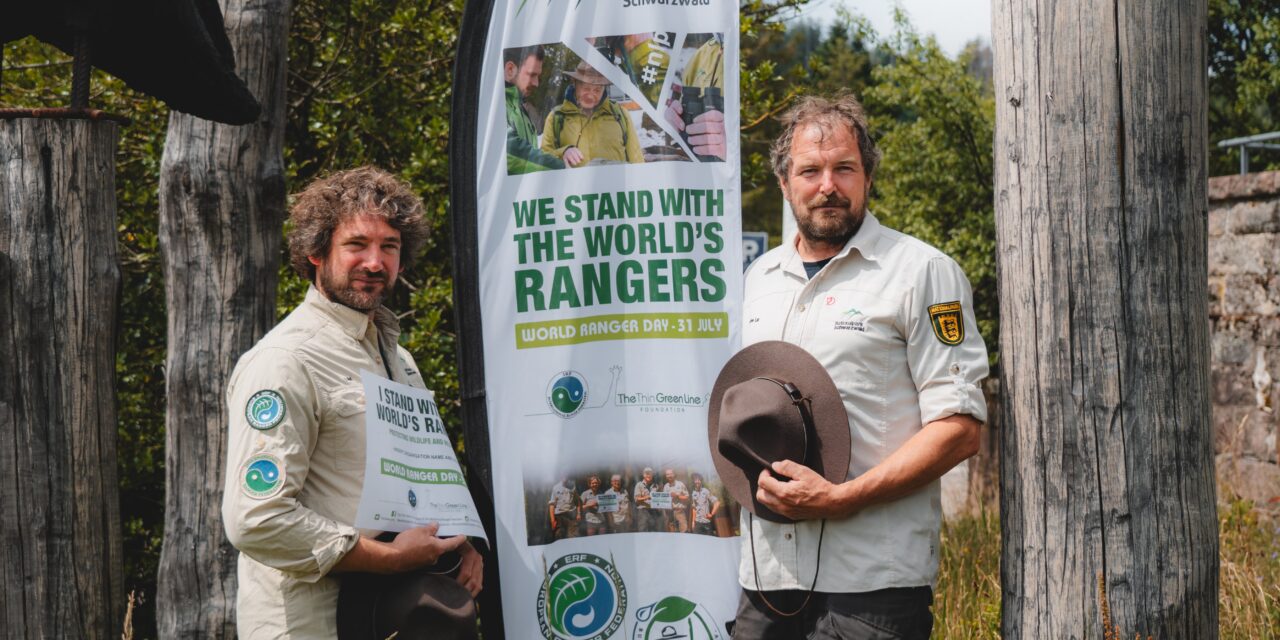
246, 389, 286, 430
240, 453, 286, 499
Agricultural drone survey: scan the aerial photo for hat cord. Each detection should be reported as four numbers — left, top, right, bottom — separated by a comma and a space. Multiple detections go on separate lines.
748, 513, 826, 617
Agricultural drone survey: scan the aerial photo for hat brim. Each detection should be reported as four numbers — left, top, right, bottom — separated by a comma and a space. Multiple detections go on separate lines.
338, 558, 476, 640
562, 71, 610, 85
708, 341, 851, 524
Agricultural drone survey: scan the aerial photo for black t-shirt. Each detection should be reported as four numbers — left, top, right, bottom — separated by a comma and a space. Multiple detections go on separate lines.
802, 257, 833, 279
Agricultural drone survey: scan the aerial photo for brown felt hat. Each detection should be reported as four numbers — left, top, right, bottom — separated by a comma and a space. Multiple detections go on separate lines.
562, 60, 610, 85
337, 561, 477, 640
708, 341, 851, 523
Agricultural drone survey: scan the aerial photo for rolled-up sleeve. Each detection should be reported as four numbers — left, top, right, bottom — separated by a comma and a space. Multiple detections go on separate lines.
904, 256, 990, 425
221, 347, 359, 582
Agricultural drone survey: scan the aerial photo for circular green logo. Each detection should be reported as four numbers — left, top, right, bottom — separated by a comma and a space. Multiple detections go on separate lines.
536, 553, 626, 640
240, 453, 285, 499
632, 596, 723, 640
546, 371, 587, 418
246, 390, 286, 430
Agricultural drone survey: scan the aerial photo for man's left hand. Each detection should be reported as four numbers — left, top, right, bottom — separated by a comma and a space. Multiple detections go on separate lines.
455, 541, 484, 597
755, 460, 848, 521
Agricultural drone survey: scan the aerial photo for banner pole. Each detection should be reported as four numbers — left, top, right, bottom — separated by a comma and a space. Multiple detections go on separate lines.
449, 0, 504, 635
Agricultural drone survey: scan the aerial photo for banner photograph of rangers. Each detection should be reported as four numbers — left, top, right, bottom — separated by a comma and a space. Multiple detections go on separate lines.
469, 0, 741, 637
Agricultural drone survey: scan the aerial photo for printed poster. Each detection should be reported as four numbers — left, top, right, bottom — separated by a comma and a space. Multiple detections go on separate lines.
473, 0, 743, 637
354, 372, 488, 540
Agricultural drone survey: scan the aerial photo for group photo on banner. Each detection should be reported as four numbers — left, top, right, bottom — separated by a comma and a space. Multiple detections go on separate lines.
470, 0, 742, 637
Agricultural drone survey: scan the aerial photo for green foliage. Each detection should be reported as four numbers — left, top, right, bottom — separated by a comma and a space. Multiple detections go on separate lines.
863, 17, 998, 357
1208, 0, 1280, 175
935, 510, 1001, 638
739, 13, 998, 357
283, 0, 465, 442
1219, 499, 1280, 637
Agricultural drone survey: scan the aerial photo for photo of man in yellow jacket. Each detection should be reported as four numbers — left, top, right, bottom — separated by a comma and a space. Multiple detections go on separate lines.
541, 60, 645, 167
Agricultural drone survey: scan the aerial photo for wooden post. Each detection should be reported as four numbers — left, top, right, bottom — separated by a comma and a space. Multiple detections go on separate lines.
154, 1, 289, 637
994, 0, 1217, 637
0, 117, 125, 638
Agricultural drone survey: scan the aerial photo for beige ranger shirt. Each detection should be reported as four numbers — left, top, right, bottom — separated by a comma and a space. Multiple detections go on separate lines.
739, 212, 989, 593
222, 286, 427, 638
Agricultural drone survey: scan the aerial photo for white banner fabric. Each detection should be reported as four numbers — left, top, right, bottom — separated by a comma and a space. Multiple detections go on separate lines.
474, 0, 743, 637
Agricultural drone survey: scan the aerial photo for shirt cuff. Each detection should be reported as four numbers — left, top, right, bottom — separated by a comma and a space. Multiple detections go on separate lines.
917, 379, 987, 426
310, 523, 360, 582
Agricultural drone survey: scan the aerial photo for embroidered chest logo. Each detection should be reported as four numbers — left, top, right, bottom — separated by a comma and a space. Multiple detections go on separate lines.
833, 306, 866, 332
928, 301, 965, 346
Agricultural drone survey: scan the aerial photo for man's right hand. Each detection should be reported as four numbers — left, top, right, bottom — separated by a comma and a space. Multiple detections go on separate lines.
686, 110, 726, 160
332, 522, 468, 575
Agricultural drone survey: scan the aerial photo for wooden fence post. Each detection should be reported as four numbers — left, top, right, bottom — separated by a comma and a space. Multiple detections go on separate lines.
154, 1, 289, 636
994, 0, 1218, 637
0, 117, 125, 638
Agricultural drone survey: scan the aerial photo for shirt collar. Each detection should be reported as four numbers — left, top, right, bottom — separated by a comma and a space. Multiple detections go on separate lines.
303, 285, 400, 342
758, 210, 883, 275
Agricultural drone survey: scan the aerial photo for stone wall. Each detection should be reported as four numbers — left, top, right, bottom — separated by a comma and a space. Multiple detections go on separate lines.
1209, 170, 1280, 507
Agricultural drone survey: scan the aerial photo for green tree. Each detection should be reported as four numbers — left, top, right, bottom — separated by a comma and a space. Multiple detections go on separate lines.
1208, 0, 1280, 175
863, 17, 998, 354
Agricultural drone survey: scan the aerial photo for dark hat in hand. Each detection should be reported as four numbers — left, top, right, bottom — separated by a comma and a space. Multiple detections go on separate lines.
337, 557, 477, 640
708, 341, 851, 523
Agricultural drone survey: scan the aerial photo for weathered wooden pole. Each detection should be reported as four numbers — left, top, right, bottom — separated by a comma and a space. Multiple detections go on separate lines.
154, 0, 289, 637
994, 0, 1217, 638
0, 117, 125, 638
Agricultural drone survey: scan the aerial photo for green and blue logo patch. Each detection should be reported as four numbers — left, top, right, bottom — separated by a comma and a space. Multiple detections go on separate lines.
240, 453, 285, 499
546, 371, 588, 418
537, 553, 627, 640
246, 390, 286, 430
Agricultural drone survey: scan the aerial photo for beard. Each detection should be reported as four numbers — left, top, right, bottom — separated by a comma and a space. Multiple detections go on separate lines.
317, 262, 392, 312
793, 191, 866, 246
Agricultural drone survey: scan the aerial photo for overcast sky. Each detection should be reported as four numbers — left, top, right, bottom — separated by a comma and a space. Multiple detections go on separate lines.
792, 0, 992, 56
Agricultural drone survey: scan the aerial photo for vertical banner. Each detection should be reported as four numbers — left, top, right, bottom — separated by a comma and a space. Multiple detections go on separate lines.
454, 0, 742, 637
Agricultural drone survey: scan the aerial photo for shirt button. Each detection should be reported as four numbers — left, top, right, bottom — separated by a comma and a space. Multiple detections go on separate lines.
784, 532, 792, 540
797, 305, 806, 313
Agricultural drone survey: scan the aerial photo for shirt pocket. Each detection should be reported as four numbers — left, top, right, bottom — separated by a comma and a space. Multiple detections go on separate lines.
742, 290, 795, 345
322, 385, 367, 472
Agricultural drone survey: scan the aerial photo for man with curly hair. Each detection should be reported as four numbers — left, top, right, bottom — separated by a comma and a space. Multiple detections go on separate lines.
221, 167, 483, 638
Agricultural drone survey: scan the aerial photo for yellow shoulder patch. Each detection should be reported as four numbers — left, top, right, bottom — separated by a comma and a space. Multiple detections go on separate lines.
928, 301, 964, 346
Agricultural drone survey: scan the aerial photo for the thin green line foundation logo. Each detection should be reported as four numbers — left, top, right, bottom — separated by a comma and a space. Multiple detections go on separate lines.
245, 389, 285, 430
240, 453, 285, 499
537, 553, 627, 640
547, 371, 589, 418
632, 596, 724, 640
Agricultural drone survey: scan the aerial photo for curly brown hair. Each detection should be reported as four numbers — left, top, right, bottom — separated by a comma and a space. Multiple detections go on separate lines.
287, 166, 429, 281
770, 93, 880, 184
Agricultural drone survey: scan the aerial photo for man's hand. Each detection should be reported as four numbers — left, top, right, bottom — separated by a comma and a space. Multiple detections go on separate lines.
332, 522, 468, 575
755, 460, 849, 521
454, 541, 484, 597
387, 523, 469, 571
563, 146, 585, 167
686, 110, 726, 160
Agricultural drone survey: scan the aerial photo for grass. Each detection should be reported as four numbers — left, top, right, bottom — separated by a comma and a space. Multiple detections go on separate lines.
934, 500, 1280, 639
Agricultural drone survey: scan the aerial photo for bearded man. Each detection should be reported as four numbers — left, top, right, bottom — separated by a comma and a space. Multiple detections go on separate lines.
222, 167, 483, 638
732, 94, 989, 638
